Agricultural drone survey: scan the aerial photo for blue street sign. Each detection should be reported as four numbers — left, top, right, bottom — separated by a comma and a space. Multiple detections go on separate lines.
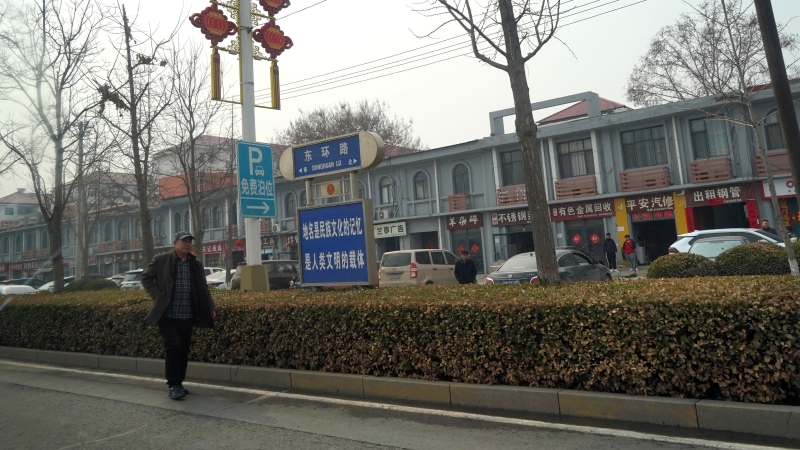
297, 201, 375, 285
292, 134, 362, 178
237, 141, 275, 218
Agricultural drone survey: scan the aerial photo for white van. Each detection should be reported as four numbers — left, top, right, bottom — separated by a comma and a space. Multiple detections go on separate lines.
378, 249, 460, 286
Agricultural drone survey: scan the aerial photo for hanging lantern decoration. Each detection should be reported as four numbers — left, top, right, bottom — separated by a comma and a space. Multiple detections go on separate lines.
259, 0, 291, 16
189, 5, 236, 101
252, 19, 293, 59
189, 4, 238, 46
253, 19, 293, 109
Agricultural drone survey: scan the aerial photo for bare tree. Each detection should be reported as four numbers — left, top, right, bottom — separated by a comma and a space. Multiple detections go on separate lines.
626, 0, 799, 275
274, 99, 426, 149
97, 3, 176, 266
0, 0, 106, 292
418, 0, 564, 283
157, 39, 237, 267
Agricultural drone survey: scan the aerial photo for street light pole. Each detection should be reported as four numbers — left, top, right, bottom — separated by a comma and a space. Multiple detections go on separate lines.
238, 0, 262, 269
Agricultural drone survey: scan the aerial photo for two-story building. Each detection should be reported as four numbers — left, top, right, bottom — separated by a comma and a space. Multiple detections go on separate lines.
1, 86, 798, 281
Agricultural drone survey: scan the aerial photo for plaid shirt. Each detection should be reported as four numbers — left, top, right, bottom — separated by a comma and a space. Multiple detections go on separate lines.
165, 256, 193, 319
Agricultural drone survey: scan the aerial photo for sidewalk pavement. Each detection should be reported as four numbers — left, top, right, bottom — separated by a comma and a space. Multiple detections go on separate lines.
2, 346, 799, 442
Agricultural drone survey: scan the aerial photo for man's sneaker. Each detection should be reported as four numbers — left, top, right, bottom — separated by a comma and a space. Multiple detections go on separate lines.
168, 385, 187, 400
179, 385, 189, 395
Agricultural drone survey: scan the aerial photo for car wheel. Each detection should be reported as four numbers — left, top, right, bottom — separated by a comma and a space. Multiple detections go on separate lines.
604, 274, 613, 282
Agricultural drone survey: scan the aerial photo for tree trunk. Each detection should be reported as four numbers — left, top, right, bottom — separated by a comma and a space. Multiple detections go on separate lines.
122, 6, 155, 265
498, 0, 558, 284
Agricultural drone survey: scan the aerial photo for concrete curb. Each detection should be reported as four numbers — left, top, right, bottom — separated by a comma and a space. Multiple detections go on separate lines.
1, 346, 798, 440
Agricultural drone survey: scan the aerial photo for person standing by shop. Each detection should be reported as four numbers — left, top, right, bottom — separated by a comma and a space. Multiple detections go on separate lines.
454, 250, 478, 284
622, 234, 638, 276
761, 220, 778, 236
141, 231, 216, 400
603, 233, 618, 272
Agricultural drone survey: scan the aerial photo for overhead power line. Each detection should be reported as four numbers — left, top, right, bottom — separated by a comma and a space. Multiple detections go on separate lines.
248, 0, 649, 103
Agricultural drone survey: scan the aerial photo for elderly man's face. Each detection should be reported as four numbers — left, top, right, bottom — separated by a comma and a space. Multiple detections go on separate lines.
174, 237, 193, 257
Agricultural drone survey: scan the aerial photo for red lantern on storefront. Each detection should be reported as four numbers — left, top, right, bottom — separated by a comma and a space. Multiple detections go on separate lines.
235, 239, 244, 251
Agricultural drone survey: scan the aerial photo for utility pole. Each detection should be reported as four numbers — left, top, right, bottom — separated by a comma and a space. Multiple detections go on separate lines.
754, 0, 800, 210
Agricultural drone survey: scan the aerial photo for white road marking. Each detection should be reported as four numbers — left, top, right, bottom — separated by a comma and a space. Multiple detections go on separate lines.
1, 360, 790, 450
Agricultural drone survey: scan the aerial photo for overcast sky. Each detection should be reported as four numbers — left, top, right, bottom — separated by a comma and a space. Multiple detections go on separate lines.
2, 0, 799, 198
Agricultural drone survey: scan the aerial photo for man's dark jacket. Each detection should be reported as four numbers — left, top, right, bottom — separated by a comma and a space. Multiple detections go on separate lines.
454, 258, 477, 284
603, 238, 617, 253
141, 251, 215, 328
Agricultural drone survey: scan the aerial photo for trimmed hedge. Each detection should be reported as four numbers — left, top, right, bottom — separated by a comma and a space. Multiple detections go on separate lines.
716, 242, 791, 276
1, 277, 799, 405
64, 278, 119, 292
646, 253, 717, 279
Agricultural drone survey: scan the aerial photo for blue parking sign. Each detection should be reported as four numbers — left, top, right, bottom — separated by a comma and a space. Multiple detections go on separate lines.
237, 141, 275, 218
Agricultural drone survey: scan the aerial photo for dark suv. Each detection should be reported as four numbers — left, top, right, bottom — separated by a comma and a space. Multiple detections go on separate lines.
230, 260, 299, 290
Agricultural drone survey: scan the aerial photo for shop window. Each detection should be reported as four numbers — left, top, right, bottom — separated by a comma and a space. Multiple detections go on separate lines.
558, 138, 594, 178
201, 207, 211, 229
118, 220, 129, 241
154, 215, 164, 237
379, 176, 394, 205
4, 206, 13, 215
622, 126, 668, 169
500, 150, 524, 185
285, 192, 297, 218
212, 206, 223, 228
173, 211, 182, 234
413, 171, 430, 200
453, 164, 471, 194
1, 237, 8, 254
765, 111, 784, 150
690, 118, 729, 159
104, 222, 113, 242
358, 180, 367, 200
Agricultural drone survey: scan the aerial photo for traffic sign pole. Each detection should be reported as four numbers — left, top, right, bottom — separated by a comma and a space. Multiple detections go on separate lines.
239, 0, 269, 290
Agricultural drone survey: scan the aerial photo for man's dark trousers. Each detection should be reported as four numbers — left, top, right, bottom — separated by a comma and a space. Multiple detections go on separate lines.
605, 252, 617, 269
158, 318, 193, 387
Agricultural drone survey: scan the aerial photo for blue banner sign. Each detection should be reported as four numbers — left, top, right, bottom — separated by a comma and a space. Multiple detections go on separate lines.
297, 200, 375, 286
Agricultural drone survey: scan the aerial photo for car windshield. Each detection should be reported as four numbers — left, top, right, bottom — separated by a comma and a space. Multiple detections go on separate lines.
381, 253, 411, 267
691, 240, 743, 258
753, 229, 780, 241
122, 272, 142, 282
497, 254, 537, 272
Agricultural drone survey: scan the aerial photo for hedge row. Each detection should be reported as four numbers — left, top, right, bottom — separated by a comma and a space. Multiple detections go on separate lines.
1, 277, 799, 405
649, 241, 800, 278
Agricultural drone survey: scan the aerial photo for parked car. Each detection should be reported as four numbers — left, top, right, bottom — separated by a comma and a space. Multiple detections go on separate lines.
120, 269, 144, 291
38, 274, 108, 293
0, 278, 46, 288
486, 248, 613, 285
206, 270, 235, 289
378, 249, 461, 287
108, 273, 125, 286
687, 236, 749, 262
204, 267, 224, 277
0, 285, 39, 295
668, 228, 782, 254
230, 260, 299, 290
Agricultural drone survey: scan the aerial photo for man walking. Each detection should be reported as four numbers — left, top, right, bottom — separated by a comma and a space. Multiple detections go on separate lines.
622, 234, 638, 276
141, 231, 216, 400
603, 233, 618, 272
454, 250, 478, 284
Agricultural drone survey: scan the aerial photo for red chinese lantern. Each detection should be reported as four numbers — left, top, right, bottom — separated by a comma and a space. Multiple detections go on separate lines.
252, 19, 293, 59
234, 239, 244, 250
259, 0, 290, 16
189, 4, 238, 46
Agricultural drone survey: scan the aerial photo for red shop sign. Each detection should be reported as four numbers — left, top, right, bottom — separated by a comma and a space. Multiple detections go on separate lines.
446, 213, 483, 230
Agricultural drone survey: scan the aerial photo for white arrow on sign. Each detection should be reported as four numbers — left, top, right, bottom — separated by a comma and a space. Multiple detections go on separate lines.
246, 202, 271, 215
